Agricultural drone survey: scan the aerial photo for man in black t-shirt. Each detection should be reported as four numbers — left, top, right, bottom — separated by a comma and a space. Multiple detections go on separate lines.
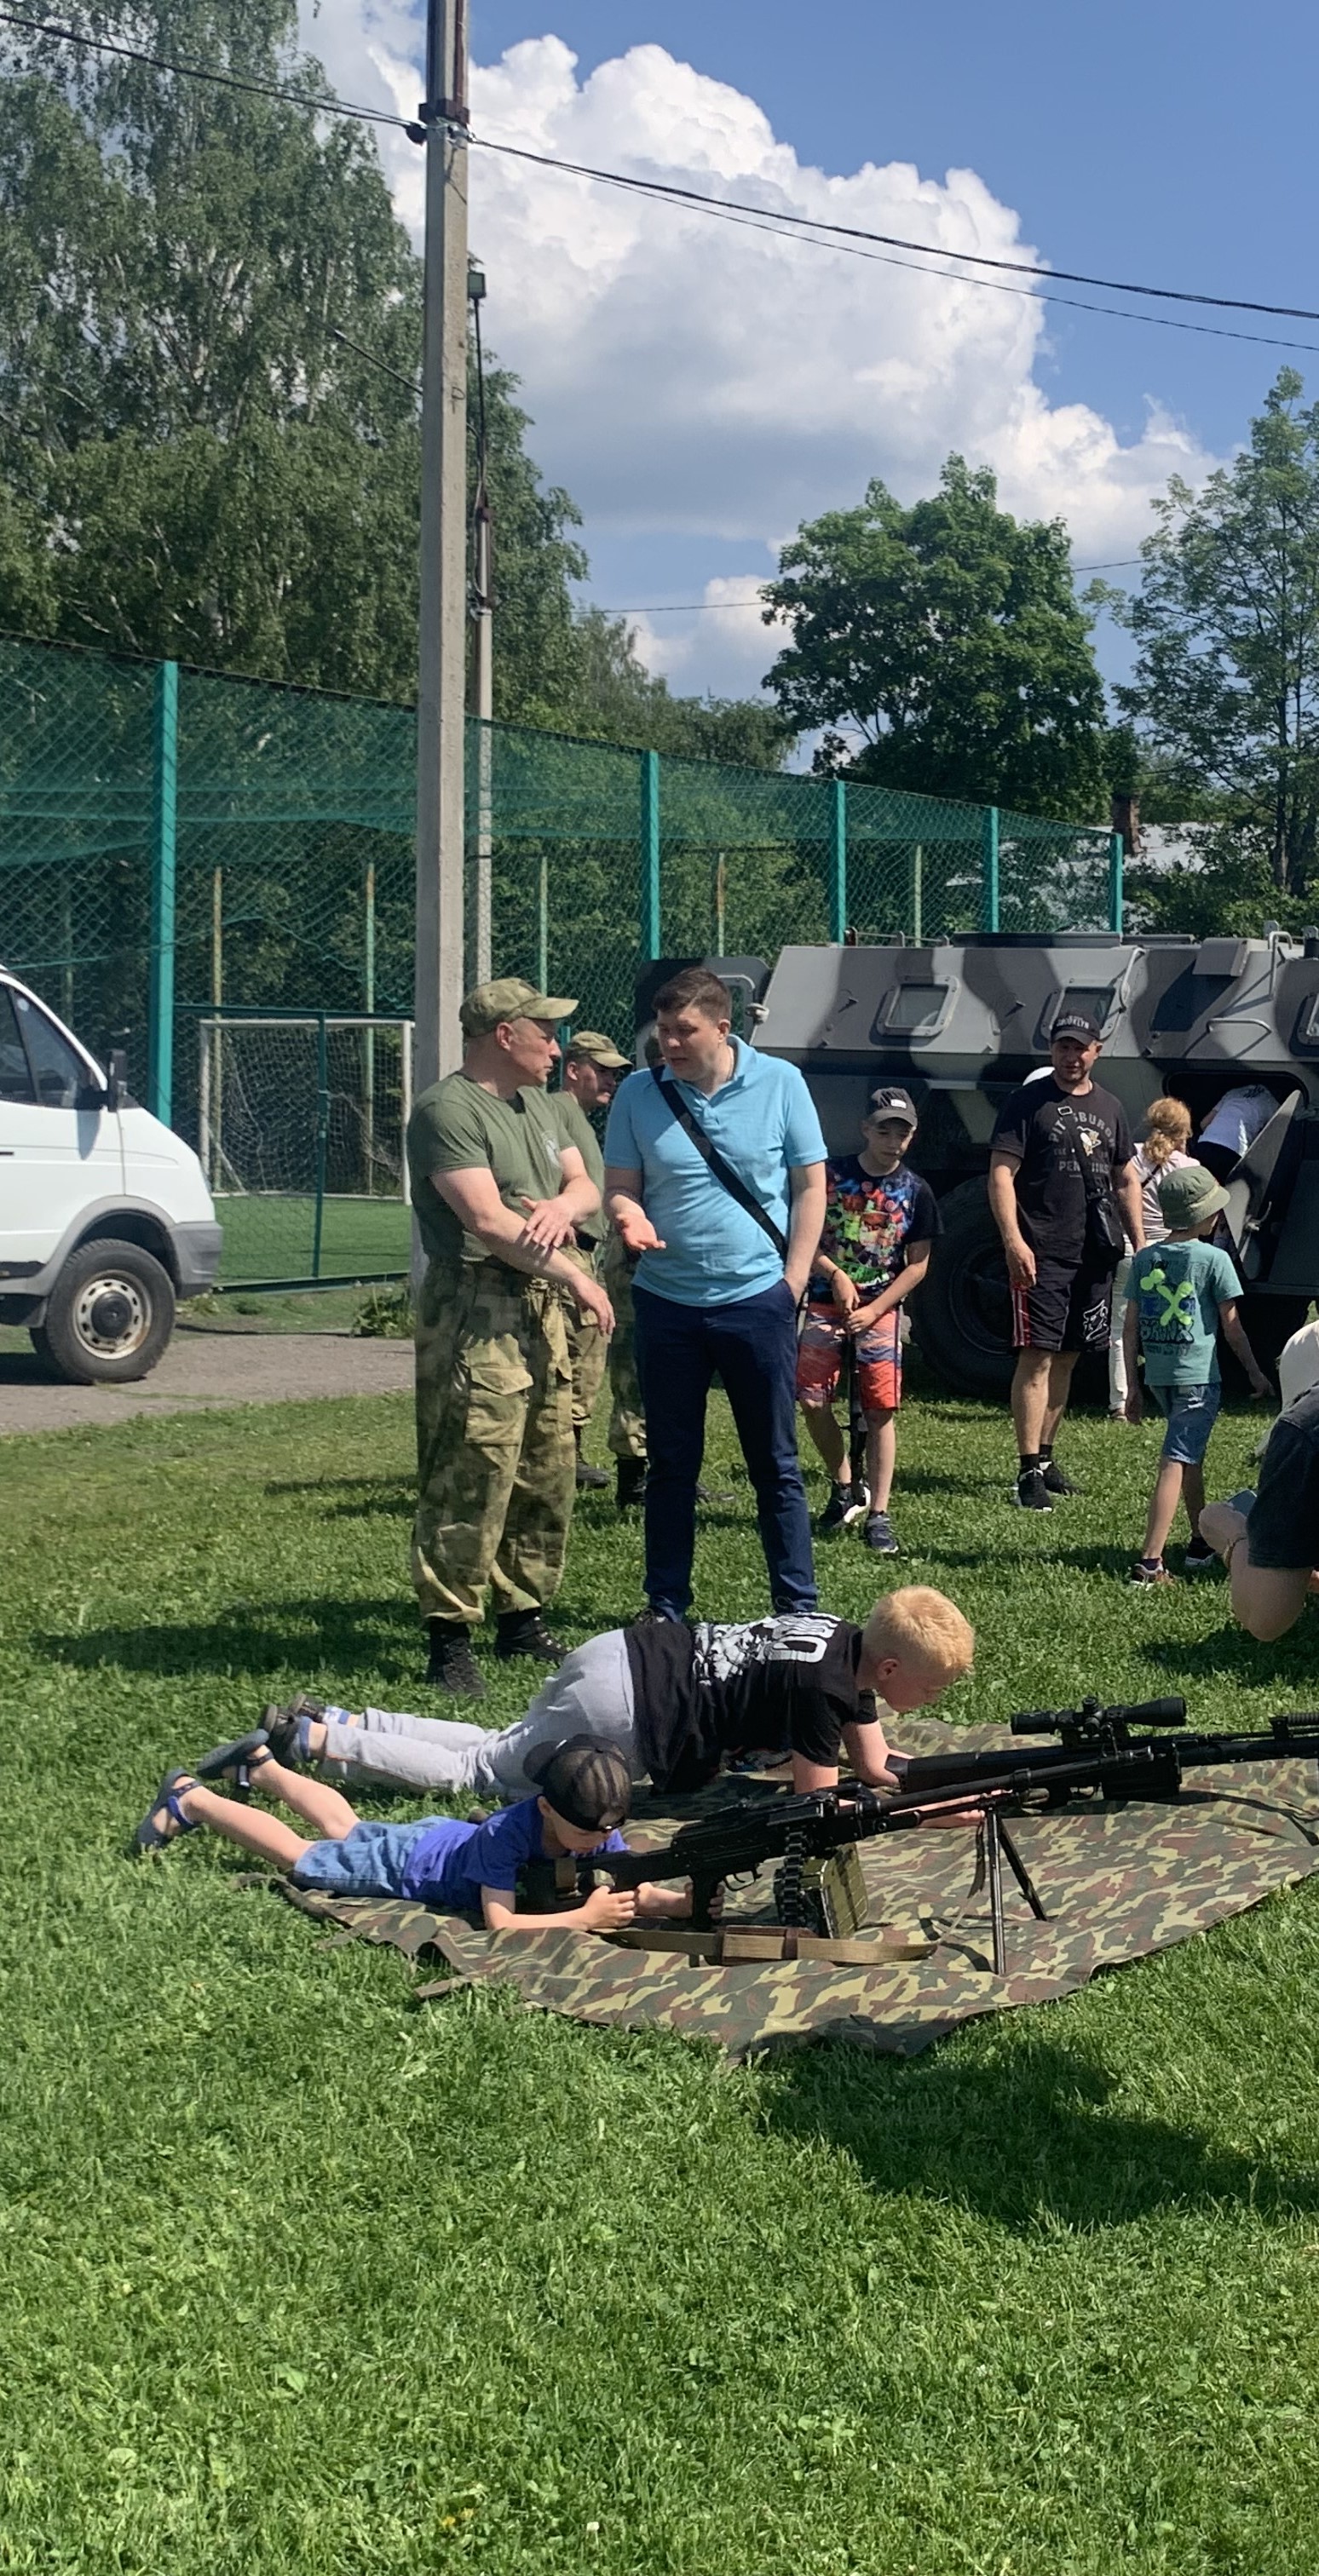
1201, 1386, 1319, 1638
988, 1011, 1143, 1511
257, 1589, 976, 1803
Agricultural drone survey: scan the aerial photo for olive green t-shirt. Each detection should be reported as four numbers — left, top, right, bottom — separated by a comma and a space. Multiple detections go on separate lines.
548, 1091, 605, 1246
406, 1072, 566, 1266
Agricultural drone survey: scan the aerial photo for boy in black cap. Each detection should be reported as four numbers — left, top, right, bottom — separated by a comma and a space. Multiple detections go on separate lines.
988, 1010, 1143, 1510
132, 1731, 694, 1932
796, 1085, 941, 1553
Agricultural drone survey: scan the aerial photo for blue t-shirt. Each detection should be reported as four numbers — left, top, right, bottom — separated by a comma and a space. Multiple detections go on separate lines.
1124, 1239, 1241, 1389
602, 1042, 827, 1306
400, 1797, 627, 1913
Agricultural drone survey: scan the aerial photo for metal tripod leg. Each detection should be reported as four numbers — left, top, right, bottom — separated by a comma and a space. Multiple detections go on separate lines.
977, 1807, 1048, 1975
997, 1816, 1047, 1923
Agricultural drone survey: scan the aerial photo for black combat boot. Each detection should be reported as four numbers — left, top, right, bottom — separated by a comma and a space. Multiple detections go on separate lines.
425, 1619, 487, 1696
615, 1457, 648, 1512
574, 1427, 609, 1490
493, 1609, 567, 1665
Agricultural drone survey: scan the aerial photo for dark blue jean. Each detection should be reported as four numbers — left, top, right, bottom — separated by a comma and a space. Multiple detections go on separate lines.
632, 1279, 817, 1619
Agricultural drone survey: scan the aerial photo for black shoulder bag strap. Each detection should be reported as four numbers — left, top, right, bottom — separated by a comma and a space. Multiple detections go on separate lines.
650, 1066, 789, 1260
1058, 1102, 1125, 1260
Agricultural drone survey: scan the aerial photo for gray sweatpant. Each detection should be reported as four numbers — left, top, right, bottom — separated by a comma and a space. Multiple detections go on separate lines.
320, 1628, 641, 1802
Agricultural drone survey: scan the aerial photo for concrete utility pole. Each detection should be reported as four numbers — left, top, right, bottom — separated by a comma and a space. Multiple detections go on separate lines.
469, 254, 494, 985
413, 0, 469, 1095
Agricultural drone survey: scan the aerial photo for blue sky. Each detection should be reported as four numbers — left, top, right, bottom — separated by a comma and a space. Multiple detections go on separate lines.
324, 0, 1319, 702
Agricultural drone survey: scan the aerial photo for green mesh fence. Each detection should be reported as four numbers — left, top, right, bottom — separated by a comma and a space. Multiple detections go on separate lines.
0, 632, 1120, 1288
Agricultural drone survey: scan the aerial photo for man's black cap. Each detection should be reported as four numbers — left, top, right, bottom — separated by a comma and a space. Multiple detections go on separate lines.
525, 1734, 631, 1833
868, 1084, 918, 1124
1051, 1009, 1103, 1045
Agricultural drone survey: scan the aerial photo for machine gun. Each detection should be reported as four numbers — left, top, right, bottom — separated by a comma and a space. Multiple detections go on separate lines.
582, 1712, 1319, 1973
896, 1699, 1319, 1801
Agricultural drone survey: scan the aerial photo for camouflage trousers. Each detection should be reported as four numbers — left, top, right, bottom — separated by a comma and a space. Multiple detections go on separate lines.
412, 1259, 574, 1628
560, 1242, 608, 1433
602, 1233, 647, 1461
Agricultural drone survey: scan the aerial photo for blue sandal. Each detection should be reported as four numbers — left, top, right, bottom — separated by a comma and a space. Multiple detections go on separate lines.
132, 1769, 199, 1854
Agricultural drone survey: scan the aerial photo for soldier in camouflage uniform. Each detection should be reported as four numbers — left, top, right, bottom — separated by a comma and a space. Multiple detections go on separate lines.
406, 980, 615, 1697
548, 1030, 631, 1492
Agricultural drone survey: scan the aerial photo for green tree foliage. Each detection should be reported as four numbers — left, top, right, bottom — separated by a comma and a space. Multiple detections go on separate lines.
0, 3, 787, 762
1114, 371, 1319, 932
763, 455, 1109, 816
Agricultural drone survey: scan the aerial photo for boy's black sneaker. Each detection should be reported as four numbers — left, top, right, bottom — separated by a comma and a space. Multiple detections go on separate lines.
261, 1693, 328, 1765
494, 1609, 567, 1665
425, 1620, 487, 1696
1040, 1460, 1080, 1496
864, 1510, 900, 1555
818, 1480, 863, 1534
1130, 1557, 1175, 1586
1184, 1540, 1218, 1578
1013, 1467, 1053, 1512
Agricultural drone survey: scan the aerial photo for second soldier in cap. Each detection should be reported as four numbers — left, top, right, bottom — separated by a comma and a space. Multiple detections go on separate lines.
405, 979, 615, 1695
548, 1029, 632, 1490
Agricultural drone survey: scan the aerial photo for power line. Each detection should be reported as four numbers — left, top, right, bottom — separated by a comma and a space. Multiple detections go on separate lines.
5, 9, 1319, 354
473, 135, 1319, 328
0, 6, 411, 124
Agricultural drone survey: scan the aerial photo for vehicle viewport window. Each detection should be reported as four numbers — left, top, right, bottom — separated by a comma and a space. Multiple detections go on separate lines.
0, 991, 36, 1102
880, 983, 950, 1035
14, 993, 85, 1108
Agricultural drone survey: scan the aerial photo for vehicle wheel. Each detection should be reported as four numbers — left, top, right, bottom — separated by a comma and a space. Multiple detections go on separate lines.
39, 1239, 176, 1385
908, 1178, 1017, 1400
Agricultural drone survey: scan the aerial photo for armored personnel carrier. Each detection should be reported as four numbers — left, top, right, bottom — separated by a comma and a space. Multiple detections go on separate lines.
747, 929, 1319, 1394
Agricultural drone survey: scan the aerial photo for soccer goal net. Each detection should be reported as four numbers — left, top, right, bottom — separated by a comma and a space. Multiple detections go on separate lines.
195, 1015, 414, 1287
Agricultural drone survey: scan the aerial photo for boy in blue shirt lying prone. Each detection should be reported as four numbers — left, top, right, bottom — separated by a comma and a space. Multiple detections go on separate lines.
132, 1731, 694, 1932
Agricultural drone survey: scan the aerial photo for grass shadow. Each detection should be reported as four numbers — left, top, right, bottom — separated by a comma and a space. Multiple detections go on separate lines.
764, 2035, 1319, 2232
37, 1586, 636, 1686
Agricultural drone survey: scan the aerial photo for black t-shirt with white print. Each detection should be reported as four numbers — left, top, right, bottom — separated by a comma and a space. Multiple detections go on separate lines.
625, 1613, 869, 1791
991, 1076, 1133, 1268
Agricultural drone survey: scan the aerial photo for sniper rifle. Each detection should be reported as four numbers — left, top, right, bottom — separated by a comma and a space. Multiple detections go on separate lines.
896, 1699, 1319, 1801
584, 1712, 1319, 1970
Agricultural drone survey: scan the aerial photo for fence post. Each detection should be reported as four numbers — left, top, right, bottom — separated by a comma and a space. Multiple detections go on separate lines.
1109, 831, 1125, 936
640, 750, 661, 960
981, 805, 999, 933
147, 658, 179, 1124
311, 1013, 329, 1282
828, 779, 847, 940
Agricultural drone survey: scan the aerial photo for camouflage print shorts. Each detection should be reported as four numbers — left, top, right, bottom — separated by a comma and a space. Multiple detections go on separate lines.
412, 1258, 575, 1627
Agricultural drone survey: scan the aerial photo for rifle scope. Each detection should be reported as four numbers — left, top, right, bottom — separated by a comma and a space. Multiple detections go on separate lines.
1009, 1695, 1187, 1737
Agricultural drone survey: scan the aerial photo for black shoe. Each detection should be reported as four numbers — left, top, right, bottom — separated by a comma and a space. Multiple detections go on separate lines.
1013, 1467, 1053, 1512
194, 1728, 270, 1791
694, 1480, 735, 1504
1184, 1541, 1218, 1578
261, 1693, 328, 1765
1040, 1460, 1080, 1496
863, 1510, 901, 1555
818, 1480, 864, 1534
494, 1610, 567, 1665
576, 1458, 610, 1490
425, 1620, 487, 1696
615, 1458, 648, 1512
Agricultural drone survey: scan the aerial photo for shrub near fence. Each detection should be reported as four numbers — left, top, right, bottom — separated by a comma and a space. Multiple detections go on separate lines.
0, 630, 1122, 1287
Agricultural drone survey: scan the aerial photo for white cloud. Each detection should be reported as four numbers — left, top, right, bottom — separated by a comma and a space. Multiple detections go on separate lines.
299, 12, 1218, 690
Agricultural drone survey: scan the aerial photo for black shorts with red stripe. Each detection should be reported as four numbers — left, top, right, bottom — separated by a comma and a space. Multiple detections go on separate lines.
1011, 1258, 1114, 1355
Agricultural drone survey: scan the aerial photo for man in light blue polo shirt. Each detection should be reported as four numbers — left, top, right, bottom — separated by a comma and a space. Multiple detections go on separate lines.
603, 966, 827, 1618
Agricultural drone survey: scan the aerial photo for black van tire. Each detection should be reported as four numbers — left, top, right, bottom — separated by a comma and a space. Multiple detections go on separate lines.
33, 1239, 176, 1384
908, 1178, 1017, 1400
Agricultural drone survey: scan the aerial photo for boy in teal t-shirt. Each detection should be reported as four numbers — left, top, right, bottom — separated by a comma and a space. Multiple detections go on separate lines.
1122, 1161, 1270, 1584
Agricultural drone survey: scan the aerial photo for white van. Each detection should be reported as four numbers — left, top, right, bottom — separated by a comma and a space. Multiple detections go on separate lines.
0, 966, 222, 1383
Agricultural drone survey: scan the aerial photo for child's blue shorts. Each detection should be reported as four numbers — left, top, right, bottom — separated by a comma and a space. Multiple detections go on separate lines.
1150, 1380, 1220, 1466
291, 1818, 429, 1898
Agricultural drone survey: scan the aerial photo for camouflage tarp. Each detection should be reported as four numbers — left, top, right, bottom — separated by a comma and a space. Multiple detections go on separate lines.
266, 1722, 1319, 2057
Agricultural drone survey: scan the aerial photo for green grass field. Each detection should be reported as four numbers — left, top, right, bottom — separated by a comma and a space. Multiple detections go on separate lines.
4, 1387, 1319, 2574
214, 1192, 411, 1286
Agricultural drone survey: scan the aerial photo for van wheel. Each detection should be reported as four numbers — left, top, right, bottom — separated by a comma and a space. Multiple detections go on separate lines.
37, 1240, 176, 1384
908, 1179, 1017, 1400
